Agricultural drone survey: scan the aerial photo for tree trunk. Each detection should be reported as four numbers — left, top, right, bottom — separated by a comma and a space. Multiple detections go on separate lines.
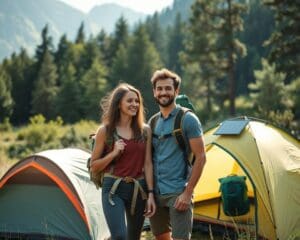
227, 0, 236, 116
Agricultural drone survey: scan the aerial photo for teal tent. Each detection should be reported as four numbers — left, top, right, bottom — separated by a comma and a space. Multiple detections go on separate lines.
0, 148, 110, 240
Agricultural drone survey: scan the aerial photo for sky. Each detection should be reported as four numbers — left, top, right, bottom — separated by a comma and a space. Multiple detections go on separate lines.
58, 0, 174, 14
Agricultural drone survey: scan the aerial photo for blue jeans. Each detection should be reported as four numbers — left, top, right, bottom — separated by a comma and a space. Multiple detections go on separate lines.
102, 176, 147, 240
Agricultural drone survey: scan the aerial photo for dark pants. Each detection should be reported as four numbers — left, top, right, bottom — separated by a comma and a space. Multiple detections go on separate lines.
102, 177, 147, 240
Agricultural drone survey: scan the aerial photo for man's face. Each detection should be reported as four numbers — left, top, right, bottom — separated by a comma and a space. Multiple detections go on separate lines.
153, 78, 178, 107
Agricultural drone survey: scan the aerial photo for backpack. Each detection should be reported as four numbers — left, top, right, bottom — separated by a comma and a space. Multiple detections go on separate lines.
149, 94, 196, 166
218, 174, 250, 216
86, 130, 119, 189
175, 94, 195, 112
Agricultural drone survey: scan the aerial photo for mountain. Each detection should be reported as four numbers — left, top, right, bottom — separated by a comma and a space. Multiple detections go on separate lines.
0, 0, 146, 60
158, 0, 194, 27
0, 0, 85, 60
87, 3, 146, 33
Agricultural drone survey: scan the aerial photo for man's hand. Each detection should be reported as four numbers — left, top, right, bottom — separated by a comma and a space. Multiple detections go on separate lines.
174, 191, 192, 211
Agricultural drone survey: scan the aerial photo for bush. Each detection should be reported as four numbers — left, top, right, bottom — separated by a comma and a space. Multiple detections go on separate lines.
17, 115, 65, 152
0, 118, 12, 132
61, 127, 83, 147
66, 120, 98, 149
8, 144, 31, 159
1, 117, 98, 163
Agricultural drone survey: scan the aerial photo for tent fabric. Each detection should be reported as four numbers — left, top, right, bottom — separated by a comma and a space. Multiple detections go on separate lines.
193, 118, 300, 240
0, 148, 110, 240
0, 184, 89, 239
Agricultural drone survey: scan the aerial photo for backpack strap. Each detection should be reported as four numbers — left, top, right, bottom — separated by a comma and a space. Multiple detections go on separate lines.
107, 129, 120, 172
149, 112, 160, 139
174, 107, 195, 166
173, 107, 191, 155
88, 126, 118, 150
150, 108, 191, 141
88, 127, 119, 168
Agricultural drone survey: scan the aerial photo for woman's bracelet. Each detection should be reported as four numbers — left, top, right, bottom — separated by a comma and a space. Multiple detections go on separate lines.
148, 189, 154, 194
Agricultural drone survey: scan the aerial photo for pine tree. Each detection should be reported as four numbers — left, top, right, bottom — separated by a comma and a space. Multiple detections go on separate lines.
72, 23, 87, 80
0, 65, 13, 120
288, 77, 300, 121
110, 44, 129, 87
71, 37, 104, 94
248, 58, 291, 116
264, 0, 300, 80
183, 0, 223, 116
56, 63, 82, 123
236, 0, 275, 94
186, 0, 247, 116
31, 50, 58, 119
33, 24, 55, 119
67, 41, 85, 78
81, 59, 108, 120
75, 22, 85, 44
35, 25, 54, 72
97, 30, 112, 67
55, 34, 72, 85
8, 49, 34, 124
166, 13, 185, 77
78, 38, 102, 75
109, 16, 129, 63
144, 13, 166, 62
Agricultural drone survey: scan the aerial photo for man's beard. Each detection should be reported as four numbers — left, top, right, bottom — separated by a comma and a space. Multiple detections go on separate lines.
155, 95, 175, 107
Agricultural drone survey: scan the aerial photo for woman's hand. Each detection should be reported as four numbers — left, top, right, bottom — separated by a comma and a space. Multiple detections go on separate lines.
112, 139, 126, 157
144, 193, 156, 217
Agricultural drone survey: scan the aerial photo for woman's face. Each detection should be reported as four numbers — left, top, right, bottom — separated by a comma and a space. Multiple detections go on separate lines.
119, 90, 140, 117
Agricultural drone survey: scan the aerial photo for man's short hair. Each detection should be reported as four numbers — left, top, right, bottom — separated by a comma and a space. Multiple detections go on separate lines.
150, 68, 181, 90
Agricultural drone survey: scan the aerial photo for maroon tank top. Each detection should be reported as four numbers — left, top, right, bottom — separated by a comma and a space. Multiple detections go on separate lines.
105, 136, 146, 178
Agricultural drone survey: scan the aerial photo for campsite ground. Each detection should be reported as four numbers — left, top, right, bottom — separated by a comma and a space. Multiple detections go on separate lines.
141, 230, 223, 240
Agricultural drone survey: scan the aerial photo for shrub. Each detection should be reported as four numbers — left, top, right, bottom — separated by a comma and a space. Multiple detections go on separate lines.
17, 115, 64, 152
0, 117, 12, 132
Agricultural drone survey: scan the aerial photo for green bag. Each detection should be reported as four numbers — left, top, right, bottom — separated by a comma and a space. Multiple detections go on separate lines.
218, 174, 250, 216
175, 94, 195, 112
87, 131, 118, 189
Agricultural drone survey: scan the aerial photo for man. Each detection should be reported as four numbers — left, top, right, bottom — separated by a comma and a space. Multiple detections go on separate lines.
149, 68, 206, 240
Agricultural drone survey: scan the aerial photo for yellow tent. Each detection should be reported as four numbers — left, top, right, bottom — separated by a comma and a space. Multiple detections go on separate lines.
193, 117, 300, 240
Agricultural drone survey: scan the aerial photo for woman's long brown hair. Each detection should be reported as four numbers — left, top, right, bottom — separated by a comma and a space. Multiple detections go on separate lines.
100, 83, 145, 140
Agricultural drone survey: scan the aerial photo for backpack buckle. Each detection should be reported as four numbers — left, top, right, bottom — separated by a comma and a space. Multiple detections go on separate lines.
158, 135, 165, 140
173, 128, 182, 135
123, 176, 134, 183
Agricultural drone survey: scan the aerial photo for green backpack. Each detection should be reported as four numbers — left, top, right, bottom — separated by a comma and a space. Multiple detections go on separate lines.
218, 174, 250, 216
175, 94, 195, 112
149, 94, 196, 166
86, 131, 119, 189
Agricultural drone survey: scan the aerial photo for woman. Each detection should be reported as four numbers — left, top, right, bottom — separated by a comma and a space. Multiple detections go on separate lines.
90, 83, 156, 240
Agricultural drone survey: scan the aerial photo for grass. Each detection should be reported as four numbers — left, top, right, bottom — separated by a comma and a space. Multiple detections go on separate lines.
141, 216, 260, 240
141, 230, 223, 240
0, 131, 18, 178
141, 220, 257, 240
141, 230, 246, 240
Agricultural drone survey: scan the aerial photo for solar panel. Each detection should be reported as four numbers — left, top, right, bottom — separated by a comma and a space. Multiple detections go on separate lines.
213, 119, 249, 135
